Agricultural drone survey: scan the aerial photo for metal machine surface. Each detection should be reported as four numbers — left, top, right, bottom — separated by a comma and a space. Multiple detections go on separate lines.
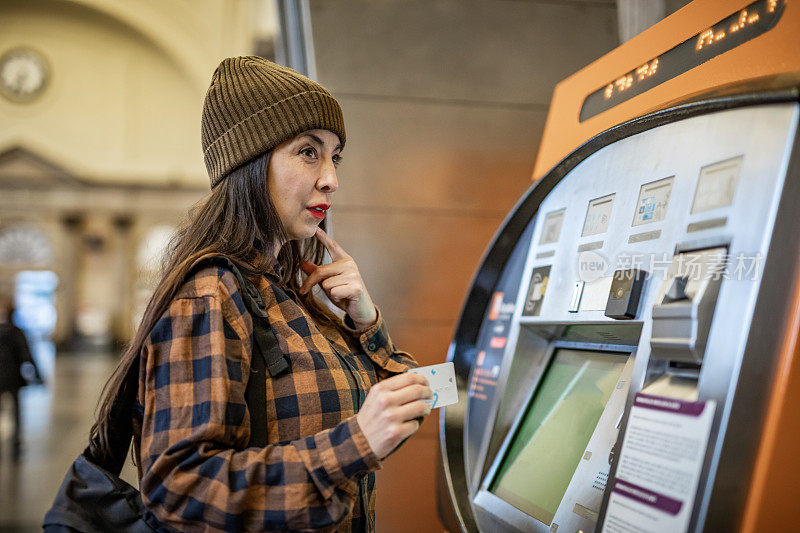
440, 1, 800, 532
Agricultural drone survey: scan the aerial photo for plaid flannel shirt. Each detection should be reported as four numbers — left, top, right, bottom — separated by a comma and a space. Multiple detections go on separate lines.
134, 261, 418, 532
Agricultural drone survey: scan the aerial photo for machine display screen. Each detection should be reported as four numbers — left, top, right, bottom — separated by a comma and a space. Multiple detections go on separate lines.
489, 349, 628, 525
579, 0, 786, 122
540, 208, 566, 244
692, 156, 743, 213
581, 194, 615, 236
633, 176, 674, 226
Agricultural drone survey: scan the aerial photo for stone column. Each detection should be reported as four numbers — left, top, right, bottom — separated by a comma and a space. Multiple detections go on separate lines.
73, 214, 116, 350
56, 213, 83, 350
111, 215, 134, 347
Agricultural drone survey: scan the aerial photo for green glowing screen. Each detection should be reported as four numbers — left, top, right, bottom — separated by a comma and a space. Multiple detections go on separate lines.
490, 349, 627, 524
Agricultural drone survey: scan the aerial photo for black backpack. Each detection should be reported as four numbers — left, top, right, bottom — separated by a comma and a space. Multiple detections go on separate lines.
43, 256, 288, 532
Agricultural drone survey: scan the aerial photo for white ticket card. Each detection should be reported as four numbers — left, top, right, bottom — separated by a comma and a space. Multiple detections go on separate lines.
602, 393, 716, 533
408, 362, 459, 409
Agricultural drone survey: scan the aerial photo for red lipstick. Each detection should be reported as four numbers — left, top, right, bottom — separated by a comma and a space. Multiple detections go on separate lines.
306, 203, 330, 220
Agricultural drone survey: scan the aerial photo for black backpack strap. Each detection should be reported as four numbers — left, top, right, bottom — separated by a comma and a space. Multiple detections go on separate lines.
190, 256, 289, 379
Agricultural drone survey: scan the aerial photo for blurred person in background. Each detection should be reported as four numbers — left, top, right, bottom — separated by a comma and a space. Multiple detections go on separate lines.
88, 58, 432, 532
0, 296, 38, 459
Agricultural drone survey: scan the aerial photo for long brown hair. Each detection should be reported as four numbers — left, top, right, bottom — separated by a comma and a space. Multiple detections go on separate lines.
89, 150, 328, 463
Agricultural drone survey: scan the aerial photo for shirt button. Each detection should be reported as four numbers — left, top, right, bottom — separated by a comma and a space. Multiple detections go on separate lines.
368, 343, 376, 351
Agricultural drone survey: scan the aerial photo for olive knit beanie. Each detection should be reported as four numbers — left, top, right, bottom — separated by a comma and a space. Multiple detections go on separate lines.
201, 56, 346, 188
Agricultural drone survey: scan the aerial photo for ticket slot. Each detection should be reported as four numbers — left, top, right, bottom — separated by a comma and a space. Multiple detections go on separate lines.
649, 246, 728, 364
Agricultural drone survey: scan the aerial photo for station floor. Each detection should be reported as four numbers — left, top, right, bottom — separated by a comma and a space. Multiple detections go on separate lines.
0, 352, 137, 532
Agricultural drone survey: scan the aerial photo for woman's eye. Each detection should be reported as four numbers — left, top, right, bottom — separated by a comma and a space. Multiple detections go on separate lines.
333, 154, 343, 166
300, 147, 316, 158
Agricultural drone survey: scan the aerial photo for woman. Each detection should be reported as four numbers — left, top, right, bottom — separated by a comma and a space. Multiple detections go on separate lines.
90, 57, 432, 532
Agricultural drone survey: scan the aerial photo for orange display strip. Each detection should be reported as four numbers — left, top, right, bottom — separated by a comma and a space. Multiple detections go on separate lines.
532, 0, 800, 180
580, 0, 785, 121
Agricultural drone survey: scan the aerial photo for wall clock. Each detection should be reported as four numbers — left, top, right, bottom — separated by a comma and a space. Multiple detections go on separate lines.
0, 47, 50, 103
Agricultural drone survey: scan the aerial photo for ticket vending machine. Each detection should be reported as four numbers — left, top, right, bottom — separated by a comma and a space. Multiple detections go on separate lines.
440, 1, 800, 532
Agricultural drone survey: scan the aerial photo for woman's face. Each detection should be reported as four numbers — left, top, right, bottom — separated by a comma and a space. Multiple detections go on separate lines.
268, 129, 342, 241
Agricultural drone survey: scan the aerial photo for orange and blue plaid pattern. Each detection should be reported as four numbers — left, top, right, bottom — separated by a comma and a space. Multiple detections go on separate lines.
135, 263, 417, 532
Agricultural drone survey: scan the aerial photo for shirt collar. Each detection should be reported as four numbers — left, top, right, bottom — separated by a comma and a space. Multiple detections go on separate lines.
266, 256, 285, 281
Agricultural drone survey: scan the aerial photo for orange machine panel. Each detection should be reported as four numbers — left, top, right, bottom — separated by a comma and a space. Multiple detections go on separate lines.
532, 0, 800, 180
739, 254, 800, 529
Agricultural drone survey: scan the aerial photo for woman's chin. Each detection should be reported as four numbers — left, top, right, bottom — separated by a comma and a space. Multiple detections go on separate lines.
288, 224, 319, 241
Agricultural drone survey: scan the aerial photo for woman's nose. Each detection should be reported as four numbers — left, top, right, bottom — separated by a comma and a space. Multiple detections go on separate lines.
317, 161, 338, 193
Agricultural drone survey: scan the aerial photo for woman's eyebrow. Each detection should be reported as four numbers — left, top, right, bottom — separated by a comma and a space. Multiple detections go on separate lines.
299, 133, 342, 152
